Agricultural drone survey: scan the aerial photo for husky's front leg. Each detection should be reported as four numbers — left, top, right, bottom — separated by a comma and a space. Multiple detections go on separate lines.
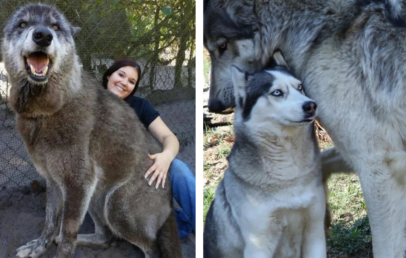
302, 189, 326, 258
16, 179, 62, 258
243, 217, 283, 258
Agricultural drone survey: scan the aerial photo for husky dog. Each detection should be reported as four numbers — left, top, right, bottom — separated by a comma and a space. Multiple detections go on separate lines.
204, 53, 326, 258
2, 4, 181, 258
204, 0, 406, 256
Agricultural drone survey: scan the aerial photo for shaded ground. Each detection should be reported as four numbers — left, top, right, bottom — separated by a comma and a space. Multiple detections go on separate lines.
0, 188, 195, 258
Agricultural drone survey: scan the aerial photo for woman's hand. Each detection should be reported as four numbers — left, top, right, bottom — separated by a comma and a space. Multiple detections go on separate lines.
145, 152, 173, 188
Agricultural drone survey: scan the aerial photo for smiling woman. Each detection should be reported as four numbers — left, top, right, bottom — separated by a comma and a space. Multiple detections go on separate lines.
102, 59, 196, 239
106, 66, 138, 98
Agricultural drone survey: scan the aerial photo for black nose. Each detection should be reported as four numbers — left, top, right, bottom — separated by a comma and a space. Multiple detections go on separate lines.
208, 99, 226, 113
302, 101, 317, 115
32, 28, 53, 47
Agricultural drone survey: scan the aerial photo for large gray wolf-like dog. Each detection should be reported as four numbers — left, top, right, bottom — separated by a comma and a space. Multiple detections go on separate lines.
204, 53, 326, 258
2, 4, 181, 258
204, 0, 406, 256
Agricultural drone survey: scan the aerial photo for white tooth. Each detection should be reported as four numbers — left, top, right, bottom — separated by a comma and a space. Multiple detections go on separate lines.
43, 66, 48, 75
46, 58, 50, 65
30, 65, 35, 74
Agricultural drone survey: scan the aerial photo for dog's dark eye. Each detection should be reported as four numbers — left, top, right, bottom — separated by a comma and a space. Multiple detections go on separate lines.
19, 22, 27, 28
271, 90, 283, 97
219, 42, 227, 52
52, 24, 60, 31
298, 84, 303, 91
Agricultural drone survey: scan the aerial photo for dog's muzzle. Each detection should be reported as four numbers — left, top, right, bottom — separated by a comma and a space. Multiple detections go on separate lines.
23, 28, 54, 83
24, 52, 51, 83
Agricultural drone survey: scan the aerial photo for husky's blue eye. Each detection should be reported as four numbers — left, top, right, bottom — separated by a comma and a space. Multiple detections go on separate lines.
298, 84, 303, 91
271, 90, 283, 97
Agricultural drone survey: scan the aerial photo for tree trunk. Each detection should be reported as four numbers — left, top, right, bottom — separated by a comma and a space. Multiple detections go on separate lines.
149, 3, 160, 91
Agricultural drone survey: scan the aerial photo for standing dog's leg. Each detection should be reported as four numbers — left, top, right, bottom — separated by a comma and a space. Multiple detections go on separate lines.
358, 163, 406, 258
76, 207, 112, 247
16, 179, 62, 258
321, 148, 353, 177
53, 153, 98, 258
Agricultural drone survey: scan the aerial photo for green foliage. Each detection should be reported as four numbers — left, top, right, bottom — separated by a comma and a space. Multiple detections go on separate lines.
203, 186, 216, 224
217, 146, 231, 159
327, 216, 372, 255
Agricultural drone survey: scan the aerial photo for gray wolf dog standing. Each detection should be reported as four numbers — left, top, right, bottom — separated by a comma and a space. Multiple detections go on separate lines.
204, 53, 326, 258
2, 3, 181, 258
204, 0, 406, 257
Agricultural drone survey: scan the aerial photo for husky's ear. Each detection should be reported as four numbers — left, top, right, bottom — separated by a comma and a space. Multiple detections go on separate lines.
70, 26, 81, 36
272, 50, 290, 70
231, 65, 247, 106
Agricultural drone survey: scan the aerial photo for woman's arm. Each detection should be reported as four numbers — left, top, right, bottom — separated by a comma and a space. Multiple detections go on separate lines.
144, 116, 180, 188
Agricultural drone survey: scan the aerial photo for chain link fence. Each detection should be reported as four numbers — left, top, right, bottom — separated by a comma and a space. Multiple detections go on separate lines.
0, 0, 195, 192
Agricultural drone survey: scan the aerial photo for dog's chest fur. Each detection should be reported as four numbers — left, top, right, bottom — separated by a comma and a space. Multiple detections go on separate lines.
224, 170, 319, 256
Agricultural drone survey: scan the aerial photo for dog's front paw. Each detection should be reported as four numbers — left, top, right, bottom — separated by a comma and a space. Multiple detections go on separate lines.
16, 239, 47, 258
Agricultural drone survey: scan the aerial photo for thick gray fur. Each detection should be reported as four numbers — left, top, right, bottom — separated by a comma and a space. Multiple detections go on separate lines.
2, 4, 181, 258
204, 62, 326, 258
204, 0, 406, 257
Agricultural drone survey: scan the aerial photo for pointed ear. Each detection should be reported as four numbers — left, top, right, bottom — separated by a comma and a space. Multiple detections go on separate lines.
272, 50, 290, 70
231, 65, 247, 106
71, 26, 81, 36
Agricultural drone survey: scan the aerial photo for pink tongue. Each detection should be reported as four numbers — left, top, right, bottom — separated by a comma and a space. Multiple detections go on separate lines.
27, 56, 48, 73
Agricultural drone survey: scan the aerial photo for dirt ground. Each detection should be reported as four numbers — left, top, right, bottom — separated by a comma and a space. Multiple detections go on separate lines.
0, 187, 195, 258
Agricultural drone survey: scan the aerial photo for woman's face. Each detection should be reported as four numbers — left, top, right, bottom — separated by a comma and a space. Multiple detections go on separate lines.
107, 66, 139, 99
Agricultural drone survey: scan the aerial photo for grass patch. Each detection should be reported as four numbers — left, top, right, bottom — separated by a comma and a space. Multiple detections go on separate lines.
217, 146, 231, 159
203, 125, 234, 149
203, 186, 217, 224
327, 216, 372, 256
326, 173, 371, 257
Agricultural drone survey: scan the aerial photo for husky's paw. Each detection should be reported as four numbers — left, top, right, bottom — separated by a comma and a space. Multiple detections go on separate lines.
16, 239, 47, 258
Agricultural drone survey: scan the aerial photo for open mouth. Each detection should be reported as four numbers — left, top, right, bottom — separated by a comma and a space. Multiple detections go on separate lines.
24, 52, 51, 82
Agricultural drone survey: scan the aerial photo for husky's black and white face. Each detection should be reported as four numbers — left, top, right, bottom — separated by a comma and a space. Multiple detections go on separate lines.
231, 66, 317, 127
2, 4, 80, 85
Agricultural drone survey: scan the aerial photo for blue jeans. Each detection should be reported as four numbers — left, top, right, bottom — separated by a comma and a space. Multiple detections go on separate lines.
170, 159, 195, 238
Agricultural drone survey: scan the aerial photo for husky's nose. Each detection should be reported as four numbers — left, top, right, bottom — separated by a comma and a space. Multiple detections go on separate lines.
302, 101, 317, 115
33, 28, 53, 47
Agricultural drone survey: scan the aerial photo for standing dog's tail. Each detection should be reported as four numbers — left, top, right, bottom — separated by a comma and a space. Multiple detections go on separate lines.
157, 211, 182, 258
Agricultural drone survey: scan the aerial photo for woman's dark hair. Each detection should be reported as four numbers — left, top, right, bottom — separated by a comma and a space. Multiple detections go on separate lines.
102, 59, 142, 99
